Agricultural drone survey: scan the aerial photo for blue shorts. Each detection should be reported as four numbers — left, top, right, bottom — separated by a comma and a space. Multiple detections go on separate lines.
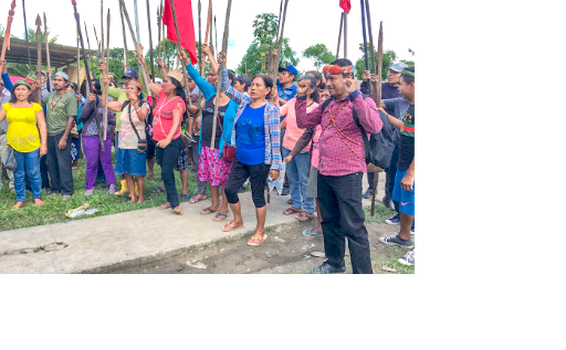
115, 148, 147, 176
392, 167, 415, 216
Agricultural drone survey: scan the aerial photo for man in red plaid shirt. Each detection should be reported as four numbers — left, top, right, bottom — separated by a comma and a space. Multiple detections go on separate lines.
295, 58, 382, 274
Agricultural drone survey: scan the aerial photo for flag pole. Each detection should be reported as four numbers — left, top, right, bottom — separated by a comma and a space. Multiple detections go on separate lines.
168, 0, 192, 107
335, 12, 344, 59
343, 10, 347, 58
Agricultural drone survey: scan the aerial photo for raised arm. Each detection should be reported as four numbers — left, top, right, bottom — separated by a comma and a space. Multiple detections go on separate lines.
178, 48, 216, 101
1, 60, 14, 91
135, 45, 161, 98
351, 91, 382, 134
220, 67, 246, 105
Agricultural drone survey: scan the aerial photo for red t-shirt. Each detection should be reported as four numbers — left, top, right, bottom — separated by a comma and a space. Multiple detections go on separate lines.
152, 89, 186, 142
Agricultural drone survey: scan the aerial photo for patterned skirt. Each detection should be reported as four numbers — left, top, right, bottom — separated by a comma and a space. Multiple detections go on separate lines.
198, 146, 233, 186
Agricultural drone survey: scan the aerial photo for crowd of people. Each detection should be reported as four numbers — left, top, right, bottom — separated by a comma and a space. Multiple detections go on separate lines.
0, 45, 415, 273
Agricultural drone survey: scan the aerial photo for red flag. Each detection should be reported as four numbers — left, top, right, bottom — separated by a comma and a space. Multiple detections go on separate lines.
163, 0, 198, 65
339, 0, 351, 13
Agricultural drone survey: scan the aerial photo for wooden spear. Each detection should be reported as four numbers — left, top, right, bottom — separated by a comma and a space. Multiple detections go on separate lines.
0, 1, 16, 64
146, 0, 156, 82
76, 24, 80, 87
119, 0, 151, 92
133, 0, 142, 46
120, 0, 129, 71
43, 13, 52, 93
198, 0, 202, 69
71, 0, 104, 150
360, 0, 370, 96
84, 23, 94, 79
365, 0, 379, 103
343, 9, 347, 58
35, 15, 42, 102
271, 0, 289, 98
103, 8, 110, 140
22, 0, 32, 74
376, 21, 383, 106
201, 0, 212, 75
209, 0, 233, 151
336, 12, 344, 59
93, 26, 101, 78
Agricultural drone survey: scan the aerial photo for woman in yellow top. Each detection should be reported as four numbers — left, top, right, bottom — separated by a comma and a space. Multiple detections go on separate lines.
0, 80, 48, 209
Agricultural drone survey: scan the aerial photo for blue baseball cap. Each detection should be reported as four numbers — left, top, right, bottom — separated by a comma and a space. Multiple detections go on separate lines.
122, 68, 139, 79
278, 65, 298, 77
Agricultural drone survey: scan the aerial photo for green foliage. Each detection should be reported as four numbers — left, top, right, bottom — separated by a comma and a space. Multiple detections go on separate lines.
354, 44, 397, 80
25, 28, 58, 45
236, 13, 299, 76
302, 43, 334, 69
400, 60, 415, 67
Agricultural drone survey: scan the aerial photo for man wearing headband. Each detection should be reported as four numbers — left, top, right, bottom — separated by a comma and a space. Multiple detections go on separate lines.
41, 71, 78, 200
295, 58, 383, 274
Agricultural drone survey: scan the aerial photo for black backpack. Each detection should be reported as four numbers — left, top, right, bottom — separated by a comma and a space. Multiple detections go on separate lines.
320, 96, 395, 170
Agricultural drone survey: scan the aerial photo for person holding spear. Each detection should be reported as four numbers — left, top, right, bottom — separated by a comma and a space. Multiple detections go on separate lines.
137, 45, 187, 215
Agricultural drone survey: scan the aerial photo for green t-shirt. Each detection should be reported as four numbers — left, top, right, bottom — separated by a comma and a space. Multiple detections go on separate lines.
108, 86, 128, 129
42, 91, 78, 136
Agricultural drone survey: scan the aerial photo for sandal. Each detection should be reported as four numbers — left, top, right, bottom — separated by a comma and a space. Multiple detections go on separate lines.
295, 211, 315, 222
247, 233, 268, 247
302, 227, 322, 237
152, 187, 166, 193
189, 195, 207, 203
180, 194, 190, 201
212, 212, 230, 222
200, 207, 217, 215
283, 206, 302, 215
222, 221, 245, 232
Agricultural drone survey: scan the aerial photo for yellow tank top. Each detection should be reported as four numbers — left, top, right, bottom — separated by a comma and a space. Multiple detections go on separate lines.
3, 102, 43, 153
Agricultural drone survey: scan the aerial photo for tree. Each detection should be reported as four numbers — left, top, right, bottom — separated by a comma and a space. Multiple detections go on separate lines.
302, 43, 334, 69
236, 13, 299, 76
354, 44, 396, 80
24, 28, 58, 45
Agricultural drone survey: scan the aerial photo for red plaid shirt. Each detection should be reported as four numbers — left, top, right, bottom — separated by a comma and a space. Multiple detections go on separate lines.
295, 91, 382, 176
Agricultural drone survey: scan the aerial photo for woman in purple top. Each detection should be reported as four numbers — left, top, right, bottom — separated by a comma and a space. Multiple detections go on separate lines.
79, 79, 116, 195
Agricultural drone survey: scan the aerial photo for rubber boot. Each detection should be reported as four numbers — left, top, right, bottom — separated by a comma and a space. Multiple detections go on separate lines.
115, 179, 129, 196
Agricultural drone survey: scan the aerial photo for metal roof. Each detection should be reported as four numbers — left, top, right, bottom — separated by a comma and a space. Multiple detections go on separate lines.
0, 37, 94, 67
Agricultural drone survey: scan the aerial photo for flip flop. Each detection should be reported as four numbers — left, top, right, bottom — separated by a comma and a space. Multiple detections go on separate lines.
180, 194, 190, 201
189, 195, 207, 204
212, 212, 230, 222
152, 187, 166, 193
200, 207, 217, 215
302, 228, 322, 237
283, 207, 302, 215
247, 233, 268, 247
222, 222, 245, 232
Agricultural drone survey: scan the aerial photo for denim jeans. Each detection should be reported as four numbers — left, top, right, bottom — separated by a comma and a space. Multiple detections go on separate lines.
282, 147, 315, 213
13, 148, 42, 202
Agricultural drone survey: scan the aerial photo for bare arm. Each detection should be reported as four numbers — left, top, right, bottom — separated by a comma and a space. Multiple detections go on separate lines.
156, 101, 182, 148
36, 109, 48, 157
0, 108, 6, 122
401, 158, 415, 191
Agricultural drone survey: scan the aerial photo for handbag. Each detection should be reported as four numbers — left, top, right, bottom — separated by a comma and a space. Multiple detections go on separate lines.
128, 104, 147, 154
216, 110, 236, 162
3, 146, 17, 171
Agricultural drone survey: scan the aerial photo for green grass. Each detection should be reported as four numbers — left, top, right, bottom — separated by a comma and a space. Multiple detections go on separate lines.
376, 255, 415, 274
0, 157, 205, 232
364, 203, 396, 223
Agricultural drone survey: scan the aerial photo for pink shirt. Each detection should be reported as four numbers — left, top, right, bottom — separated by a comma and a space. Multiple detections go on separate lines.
152, 89, 186, 142
295, 92, 382, 176
280, 98, 319, 153
311, 125, 323, 169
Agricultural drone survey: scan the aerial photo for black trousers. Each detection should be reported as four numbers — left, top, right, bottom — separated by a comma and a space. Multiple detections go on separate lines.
225, 160, 270, 208
46, 132, 74, 195
156, 137, 182, 208
317, 172, 373, 274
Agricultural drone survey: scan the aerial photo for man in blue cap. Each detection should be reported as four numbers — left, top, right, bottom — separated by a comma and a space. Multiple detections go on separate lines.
275, 65, 298, 106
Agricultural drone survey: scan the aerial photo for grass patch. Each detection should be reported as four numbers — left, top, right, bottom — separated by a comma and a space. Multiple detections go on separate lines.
364, 203, 396, 223
0, 157, 205, 232
376, 255, 415, 274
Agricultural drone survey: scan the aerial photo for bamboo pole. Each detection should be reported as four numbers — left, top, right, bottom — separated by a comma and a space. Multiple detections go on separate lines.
120, 1, 130, 71
119, 0, 151, 92
35, 15, 42, 102
22, 0, 32, 74
146, 0, 155, 82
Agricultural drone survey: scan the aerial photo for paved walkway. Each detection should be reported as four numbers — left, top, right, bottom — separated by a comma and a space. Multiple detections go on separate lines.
0, 191, 296, 273
0, 173, 385, 274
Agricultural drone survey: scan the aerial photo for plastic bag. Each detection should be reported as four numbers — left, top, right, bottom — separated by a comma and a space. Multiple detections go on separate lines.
3, 146, 17, 172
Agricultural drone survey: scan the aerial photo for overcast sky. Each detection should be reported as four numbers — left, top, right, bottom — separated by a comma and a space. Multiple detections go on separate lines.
4, 0, 416, 72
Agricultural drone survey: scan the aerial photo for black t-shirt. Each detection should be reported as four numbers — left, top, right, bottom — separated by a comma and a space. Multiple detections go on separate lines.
397, 104, 415, 170
200, 98, 228, 149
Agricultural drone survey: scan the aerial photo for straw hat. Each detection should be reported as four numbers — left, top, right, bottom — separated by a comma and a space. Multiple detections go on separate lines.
167, 69, 185, 87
